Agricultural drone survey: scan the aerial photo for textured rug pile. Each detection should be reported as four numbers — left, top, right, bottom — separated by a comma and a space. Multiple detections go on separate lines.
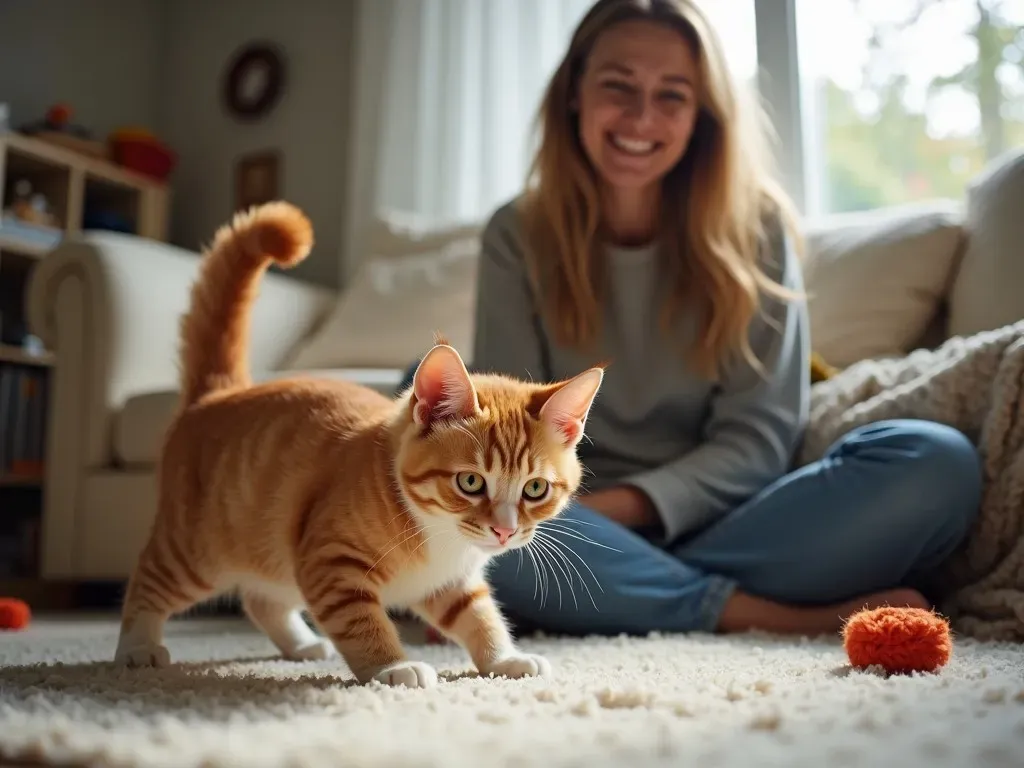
1, 616, 1023, 767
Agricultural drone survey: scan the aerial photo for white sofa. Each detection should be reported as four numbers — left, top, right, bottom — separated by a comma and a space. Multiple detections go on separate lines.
26, 149, 1024, 581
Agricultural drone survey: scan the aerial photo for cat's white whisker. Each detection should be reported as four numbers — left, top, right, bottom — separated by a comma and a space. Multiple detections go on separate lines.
404, 526, 452, 561
534, 529, 605, 602
553, 514, 602, 529
529, 541, 558, 611
360, 521, 443, 590
533, 540, 565, 610
538, 548, 554, 610
534, 533, 585, 607
549, 544, 590, 613
534, 530, 601, 610
451, 422, 484, 454
539, 521, 623, 554
533, 537, 576, 611
523, 544, 544, 605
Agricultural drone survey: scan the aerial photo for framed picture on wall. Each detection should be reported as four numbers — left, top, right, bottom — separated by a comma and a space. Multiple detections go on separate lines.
235, 149, 281, 211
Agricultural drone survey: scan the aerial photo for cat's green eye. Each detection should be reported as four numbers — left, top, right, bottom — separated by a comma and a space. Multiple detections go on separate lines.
456, 472, 486, 495
522, 478, 549, 500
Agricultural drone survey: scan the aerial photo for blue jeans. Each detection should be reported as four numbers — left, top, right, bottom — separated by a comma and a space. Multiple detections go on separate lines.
486, 419, 981, 635
395, 367, 982, 635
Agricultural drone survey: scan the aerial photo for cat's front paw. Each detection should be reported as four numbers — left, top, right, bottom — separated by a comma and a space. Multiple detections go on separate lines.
482, 652, 552, 680
114, 643, 171, 668
371, 660, 438, 689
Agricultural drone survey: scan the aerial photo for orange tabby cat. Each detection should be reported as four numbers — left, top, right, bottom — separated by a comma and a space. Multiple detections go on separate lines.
113, 201, 604, 688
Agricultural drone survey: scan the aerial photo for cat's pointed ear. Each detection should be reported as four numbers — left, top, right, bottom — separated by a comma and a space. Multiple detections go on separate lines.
411, 344, 479, 428
538, 367, 604, 447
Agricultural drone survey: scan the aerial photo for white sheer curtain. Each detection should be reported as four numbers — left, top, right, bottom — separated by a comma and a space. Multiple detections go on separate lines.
372, 0, 594, 226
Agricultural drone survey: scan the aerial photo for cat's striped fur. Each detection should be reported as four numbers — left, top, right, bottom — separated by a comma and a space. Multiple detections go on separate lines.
113, 201, 604, 687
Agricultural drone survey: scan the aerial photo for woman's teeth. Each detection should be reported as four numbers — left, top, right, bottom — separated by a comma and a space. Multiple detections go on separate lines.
611, 135, 656, 155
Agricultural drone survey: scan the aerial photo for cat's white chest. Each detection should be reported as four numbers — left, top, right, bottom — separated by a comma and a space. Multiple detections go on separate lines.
380, 536, 486, 608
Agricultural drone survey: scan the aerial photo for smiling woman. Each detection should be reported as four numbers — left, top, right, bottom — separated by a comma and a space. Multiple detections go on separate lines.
466, 0, 982, 638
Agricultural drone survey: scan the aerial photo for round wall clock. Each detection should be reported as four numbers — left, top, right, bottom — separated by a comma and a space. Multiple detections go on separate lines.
223, 43, 285, 121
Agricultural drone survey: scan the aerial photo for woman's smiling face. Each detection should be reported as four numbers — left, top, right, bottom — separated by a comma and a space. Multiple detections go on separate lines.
575, 19, 701, 195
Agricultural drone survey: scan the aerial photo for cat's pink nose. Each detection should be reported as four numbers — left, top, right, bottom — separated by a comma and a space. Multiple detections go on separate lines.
490, 526, 517, 545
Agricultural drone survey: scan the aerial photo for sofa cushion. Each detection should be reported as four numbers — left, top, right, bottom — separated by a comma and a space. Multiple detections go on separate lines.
801, 200, 966, 368
112, 368, 406, 466
948, 148, 1024, 337
282, 219, 482, 371
114, 391, 179, 467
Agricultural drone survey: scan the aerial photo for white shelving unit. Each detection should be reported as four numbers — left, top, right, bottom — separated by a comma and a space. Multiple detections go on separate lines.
0, 131, 169, 595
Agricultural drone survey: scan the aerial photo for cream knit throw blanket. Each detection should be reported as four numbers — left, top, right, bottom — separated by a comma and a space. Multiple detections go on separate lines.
797, 320, 1024, 641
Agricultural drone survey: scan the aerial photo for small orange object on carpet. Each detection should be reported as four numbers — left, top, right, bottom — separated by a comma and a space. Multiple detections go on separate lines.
0, 598, 31, 630
843, 605, 951, 674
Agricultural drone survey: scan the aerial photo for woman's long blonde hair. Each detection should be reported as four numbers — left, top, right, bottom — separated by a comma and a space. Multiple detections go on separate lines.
520, 0, 803, 380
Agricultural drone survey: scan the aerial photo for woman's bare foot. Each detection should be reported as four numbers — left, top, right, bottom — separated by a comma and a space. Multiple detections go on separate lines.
716, 587, 930, 635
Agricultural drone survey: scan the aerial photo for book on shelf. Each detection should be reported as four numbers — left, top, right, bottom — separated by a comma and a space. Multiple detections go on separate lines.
0, 361, 49, 481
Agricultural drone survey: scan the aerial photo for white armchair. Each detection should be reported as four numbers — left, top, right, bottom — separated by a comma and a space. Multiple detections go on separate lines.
26, 232, 336, 578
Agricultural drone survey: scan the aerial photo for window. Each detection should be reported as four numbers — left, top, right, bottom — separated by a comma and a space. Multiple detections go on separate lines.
797, 0, 1024, 215
375, 0, 597, 225
702, 0, 759, 83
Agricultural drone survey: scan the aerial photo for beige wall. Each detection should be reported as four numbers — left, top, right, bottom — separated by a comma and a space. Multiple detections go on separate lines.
160, 0, 355, 287
0, 0, 165, 137
0, 0, 356, 288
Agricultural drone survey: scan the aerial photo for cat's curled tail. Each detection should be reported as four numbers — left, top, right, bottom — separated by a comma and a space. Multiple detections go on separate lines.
178, 201, 314, 406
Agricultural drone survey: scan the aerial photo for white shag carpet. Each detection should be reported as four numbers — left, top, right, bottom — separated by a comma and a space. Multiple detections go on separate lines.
1, 615, 1023, 768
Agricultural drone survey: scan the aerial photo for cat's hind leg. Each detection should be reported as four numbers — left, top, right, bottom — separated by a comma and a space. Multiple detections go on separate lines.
114, 532, 217, 668
242, 590, 335, 661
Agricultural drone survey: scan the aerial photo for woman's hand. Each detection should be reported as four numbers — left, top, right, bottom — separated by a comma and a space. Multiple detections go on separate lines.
578, 485, 660, 529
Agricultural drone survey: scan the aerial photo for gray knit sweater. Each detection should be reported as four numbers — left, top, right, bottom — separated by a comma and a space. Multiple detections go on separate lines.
471, 199, 810, 543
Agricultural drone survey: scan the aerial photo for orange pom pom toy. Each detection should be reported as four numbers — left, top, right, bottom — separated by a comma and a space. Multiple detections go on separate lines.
843, 606, 951, 675
0, 598, 31, 630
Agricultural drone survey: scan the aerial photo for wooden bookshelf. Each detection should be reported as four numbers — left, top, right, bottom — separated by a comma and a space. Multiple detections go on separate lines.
0, 130, 169, 242
0, 343, 53, 367
0, 130, 170, 582
0, 473, 43, 488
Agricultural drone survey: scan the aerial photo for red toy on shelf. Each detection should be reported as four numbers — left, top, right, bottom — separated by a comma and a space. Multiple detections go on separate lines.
843, 605, 952, 674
